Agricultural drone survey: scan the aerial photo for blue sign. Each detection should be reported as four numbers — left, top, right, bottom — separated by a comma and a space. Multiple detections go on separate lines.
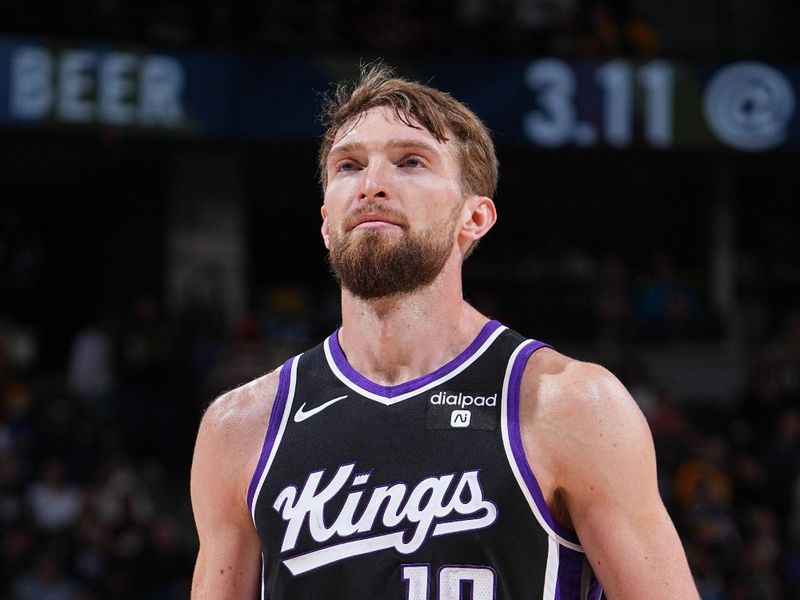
1, 35, 798, 152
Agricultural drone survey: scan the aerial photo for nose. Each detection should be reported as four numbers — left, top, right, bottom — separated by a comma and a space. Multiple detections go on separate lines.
359, 160, 391, 202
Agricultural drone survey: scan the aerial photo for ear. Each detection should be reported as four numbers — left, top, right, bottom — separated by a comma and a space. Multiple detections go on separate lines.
320, 205, 330, 249
459, 195, 497, 247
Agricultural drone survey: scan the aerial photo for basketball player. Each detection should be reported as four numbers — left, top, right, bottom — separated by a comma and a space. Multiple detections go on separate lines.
190, 65, 700, 599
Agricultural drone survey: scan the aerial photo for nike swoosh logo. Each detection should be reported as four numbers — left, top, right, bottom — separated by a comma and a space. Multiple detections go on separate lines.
294, 395, 349, 423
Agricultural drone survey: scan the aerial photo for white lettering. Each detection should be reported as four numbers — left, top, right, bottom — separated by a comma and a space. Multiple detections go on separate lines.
429, 391, 497, 409
58, 50, 95, 121
449, 470, 486, 514
99, 52, 137, 124
273, 465, 497, 573
139, 56, 185, 126
10, 46, 52, 119
273, 464, 354, 552
331, 488, 367, 538
355, 483, 406, 531
7, 44, 185, 128
398, 474, 454, 552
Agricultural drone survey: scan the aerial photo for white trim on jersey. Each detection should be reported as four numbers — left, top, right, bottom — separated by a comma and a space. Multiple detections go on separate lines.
500, 340, 585, 553
260, 551, 266, 600
250, 353, 301, 525
323, 325, 508, 405
543, 536, 560, 600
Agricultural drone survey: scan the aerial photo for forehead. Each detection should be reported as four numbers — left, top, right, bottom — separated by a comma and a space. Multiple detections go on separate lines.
329, 106, 457, 161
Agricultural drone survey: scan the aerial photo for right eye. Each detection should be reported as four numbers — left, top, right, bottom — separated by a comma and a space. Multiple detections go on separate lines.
337, 160, 359, 172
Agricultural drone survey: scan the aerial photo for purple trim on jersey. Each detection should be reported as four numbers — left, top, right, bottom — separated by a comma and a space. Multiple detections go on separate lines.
557, 544, 585, 599
587, 572, 603, 600
507, 340, 582, 546
246, 356, 296, 514
328, 320, 503, 398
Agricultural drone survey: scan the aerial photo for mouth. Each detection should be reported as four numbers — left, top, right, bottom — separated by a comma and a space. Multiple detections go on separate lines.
353, 220, 401, 230
349, 213, 405, 231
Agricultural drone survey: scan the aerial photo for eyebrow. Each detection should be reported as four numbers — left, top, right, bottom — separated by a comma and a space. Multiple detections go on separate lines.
328, 138, 442, 162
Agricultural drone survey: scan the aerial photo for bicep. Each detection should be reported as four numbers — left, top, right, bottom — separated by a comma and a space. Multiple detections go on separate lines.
572, 479, 695, 599
192, 524, 262, 600
190, 402, 265, 600
554, 365, 699, 599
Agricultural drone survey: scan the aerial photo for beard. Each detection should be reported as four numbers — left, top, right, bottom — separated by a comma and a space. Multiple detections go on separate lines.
327, 203, 459, 300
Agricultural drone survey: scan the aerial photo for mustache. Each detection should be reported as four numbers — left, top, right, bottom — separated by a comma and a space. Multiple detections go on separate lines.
343, 204, 409, 230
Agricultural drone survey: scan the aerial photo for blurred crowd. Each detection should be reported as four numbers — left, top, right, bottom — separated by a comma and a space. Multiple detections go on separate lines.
1, 300, 199, 600
3, 0, 796, 58
637, 358, 800, 600
468, 246, 800, 348
2, 1, 798, 597
0, 0, 687, 57
0, 292, 308, 599
3, 191, 800, 597
1, 279, 799, 598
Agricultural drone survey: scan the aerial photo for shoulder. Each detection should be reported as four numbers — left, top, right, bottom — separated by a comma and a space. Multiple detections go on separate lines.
521, 348, 641, 422
519, 348, 653, 487
190, 368, 286, 594
202, 367, 283, 437
193, 366, 284, 504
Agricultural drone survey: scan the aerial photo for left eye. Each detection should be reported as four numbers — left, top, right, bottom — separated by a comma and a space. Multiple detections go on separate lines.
401, 157, 423, 168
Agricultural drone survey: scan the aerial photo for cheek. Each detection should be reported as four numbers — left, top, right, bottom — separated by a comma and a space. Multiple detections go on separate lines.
323, 180, 356, 218
321, 203, 348, 239
322, 185, 343, 215
423, 182, 463, 220
326, 172, 360, 194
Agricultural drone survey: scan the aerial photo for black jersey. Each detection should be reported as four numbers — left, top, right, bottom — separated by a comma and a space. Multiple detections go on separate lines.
247, 320, 602, 600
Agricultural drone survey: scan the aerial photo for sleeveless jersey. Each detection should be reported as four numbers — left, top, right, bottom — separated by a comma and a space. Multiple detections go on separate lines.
247, 320, 603, 600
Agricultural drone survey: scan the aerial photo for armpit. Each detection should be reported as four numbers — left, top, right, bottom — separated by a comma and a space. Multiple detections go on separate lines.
551, 486, 575, 532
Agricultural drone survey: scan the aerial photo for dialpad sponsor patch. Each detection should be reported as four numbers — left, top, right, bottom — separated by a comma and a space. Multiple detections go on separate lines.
426, 390, 498, 431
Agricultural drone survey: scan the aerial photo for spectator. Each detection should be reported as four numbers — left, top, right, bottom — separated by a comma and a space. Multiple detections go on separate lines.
67, 315, 116, 416
139, 515, 193, 600
0, 453, 23, 526
12, 554, 77, 600
26, 458, 82, 533
591, 253, 634, 344
91, 463, 154, 530
636, 252, 703, 341
72, 513, 110, 593
1, 524, 36, 596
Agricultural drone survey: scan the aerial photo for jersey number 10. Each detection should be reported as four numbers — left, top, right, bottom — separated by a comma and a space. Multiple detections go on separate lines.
402, 564, 495, 600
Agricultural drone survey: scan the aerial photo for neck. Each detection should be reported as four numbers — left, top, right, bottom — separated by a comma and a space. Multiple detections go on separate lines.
338, 254, 489, 386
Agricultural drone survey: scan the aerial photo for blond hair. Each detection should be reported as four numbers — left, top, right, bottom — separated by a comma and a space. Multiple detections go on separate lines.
319, 63, 498, 199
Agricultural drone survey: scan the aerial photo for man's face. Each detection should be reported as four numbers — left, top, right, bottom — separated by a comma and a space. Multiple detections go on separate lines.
321, 107, 465, 299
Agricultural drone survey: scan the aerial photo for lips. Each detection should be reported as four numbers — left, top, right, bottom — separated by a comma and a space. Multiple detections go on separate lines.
347, 212, 406, 230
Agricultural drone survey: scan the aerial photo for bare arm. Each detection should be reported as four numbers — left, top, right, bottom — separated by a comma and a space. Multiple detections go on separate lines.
190, 371, 280, 600
522, 357, 699, 600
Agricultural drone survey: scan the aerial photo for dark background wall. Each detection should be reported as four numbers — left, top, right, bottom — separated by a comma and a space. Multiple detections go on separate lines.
1, 3, 800, 599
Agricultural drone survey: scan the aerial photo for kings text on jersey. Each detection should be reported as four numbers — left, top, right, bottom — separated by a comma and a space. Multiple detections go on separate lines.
272, 463, 497, 574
